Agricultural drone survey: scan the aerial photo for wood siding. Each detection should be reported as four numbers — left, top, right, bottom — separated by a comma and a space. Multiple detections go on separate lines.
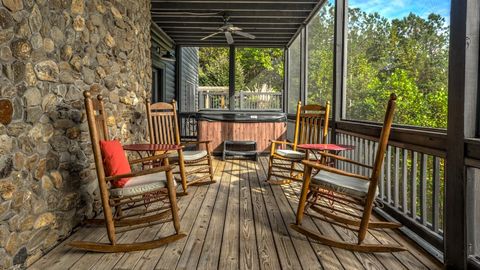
180, 47, 199, 112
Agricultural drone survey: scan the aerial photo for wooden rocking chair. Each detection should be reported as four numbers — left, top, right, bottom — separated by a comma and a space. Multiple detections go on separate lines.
146, 101, 215, 195
291, 93, 407, 252
267, 101, 330, 185
68, 91, 186, 252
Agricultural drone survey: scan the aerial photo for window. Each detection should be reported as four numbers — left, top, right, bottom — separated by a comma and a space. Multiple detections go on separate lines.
235, 48, 284, 110
306, 0, 334, 108
287, 35, 302, 114
197, 47, 230, 110
345, 0, 450, 128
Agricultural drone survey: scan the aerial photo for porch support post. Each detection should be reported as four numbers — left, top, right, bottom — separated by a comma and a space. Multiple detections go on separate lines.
445, 0, 479, 268
229, 45, 236, 111
331, 0, 347, 143
300, 27, 307, 105
284, 47, 289, 113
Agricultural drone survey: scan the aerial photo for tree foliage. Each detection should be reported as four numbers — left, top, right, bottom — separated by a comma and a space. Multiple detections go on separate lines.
198, 47, 284, 92
306, 3, 449, 128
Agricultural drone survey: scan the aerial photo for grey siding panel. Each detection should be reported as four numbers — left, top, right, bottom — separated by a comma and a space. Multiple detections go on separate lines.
180, 47, 199, 112
165, 57, 176, 102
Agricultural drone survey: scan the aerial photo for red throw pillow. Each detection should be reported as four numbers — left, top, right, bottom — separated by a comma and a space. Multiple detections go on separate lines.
99, 140, 131, 188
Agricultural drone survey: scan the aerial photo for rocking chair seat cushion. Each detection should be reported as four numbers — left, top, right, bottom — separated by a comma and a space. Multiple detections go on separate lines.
311, 170, 377, 199
110, 171, 175, 197
275, 149, 306, 159
170, 150, 208, 161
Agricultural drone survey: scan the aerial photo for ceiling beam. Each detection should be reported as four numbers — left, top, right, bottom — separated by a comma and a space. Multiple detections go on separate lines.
176, 42, 285, 48
152, 0, 317, 3
154, 22, 301, 29
150, 10, 311, 18
168, 34, 293, 39
159, 28, 297, 33
152, 17, 304, 24
151, 2, 317, 12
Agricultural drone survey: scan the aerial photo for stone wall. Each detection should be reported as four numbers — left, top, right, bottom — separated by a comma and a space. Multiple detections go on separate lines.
0, 0, 152, 268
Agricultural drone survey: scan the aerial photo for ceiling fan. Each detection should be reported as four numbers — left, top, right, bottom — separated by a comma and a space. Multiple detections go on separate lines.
200, 15, 256, 45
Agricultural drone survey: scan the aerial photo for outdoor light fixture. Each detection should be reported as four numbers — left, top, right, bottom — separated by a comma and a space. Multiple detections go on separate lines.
161, 51, 176, 62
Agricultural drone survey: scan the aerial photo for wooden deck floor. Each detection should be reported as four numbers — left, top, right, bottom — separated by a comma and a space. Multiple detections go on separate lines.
30, 157, 441, 270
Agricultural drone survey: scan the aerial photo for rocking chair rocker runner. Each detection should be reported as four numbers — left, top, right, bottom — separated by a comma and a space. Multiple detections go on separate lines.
146, 101, 215, 195
267, 101, 330, 185
68, 91, 186, 253
291, 93, 406, 253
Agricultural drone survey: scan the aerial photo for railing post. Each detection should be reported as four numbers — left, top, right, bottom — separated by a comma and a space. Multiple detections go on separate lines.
240, 91, 244, 110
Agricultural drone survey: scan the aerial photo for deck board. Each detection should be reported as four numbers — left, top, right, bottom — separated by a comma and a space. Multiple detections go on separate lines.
29, 157, 442, 270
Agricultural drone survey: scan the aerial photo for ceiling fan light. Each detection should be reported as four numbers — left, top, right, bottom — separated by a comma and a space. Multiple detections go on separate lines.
161, 51, 176, 62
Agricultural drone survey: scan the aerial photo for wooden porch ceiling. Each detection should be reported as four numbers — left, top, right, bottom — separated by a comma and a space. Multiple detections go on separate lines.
151, 0, 321, 47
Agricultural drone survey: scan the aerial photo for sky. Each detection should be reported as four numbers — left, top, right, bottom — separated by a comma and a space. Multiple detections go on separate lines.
348, 0, 450, 22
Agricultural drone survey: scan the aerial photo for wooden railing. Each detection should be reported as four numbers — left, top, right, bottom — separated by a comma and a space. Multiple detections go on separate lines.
234, 92, 282, 110
198, 92, 228, 110
332, 121, 447, 253
198, 91, 282, 111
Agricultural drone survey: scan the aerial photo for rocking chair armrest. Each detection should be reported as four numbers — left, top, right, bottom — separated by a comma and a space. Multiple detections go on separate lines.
270, 140, 295, 148
302, 160, 370, 181
314, 152, 373, 169
128, 153, 171, 165
105, 165, 175, 182
181, 140, 211, 146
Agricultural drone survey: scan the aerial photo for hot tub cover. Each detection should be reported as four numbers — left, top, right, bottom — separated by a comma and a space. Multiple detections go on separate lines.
197, 111, 286, 123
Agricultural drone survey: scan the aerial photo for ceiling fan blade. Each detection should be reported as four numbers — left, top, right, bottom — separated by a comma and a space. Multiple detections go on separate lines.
234, 31, 256, 39
200, 27, 221, 30
230, 26, 243, 31
201, 32, 222, 40
225, 32, 234, 45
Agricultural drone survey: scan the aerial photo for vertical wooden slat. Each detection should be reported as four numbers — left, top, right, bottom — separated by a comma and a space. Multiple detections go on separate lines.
161, 115, 167, 144
358, 138, 364, 175
307, 117, 313, 143
411, 151, 418, 220
432, 157, 441, 233
380, 151, 385, 200
394, 147, 400, 208
348, 135, 353, 173
158, 116, 164, 144
402, 149, 408, 214
420, 154, 428, 225
300, 117, 306, 144
168, 115, 175, 144
386, 146, 392, 204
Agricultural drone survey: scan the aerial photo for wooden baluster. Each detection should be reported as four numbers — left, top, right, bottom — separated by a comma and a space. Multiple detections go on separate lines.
432, 157, 441, 233
394, 147, 400, 208
411, 151, 418, 219
402, 149, 408, 214
420, 154, 428, 225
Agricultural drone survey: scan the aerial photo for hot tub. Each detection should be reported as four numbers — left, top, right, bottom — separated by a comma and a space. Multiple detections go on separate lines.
197, 111, 287, 154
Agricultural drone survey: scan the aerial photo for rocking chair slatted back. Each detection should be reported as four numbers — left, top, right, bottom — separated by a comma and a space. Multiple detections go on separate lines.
293, 101, 330, 150
147, 101, 181, 146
